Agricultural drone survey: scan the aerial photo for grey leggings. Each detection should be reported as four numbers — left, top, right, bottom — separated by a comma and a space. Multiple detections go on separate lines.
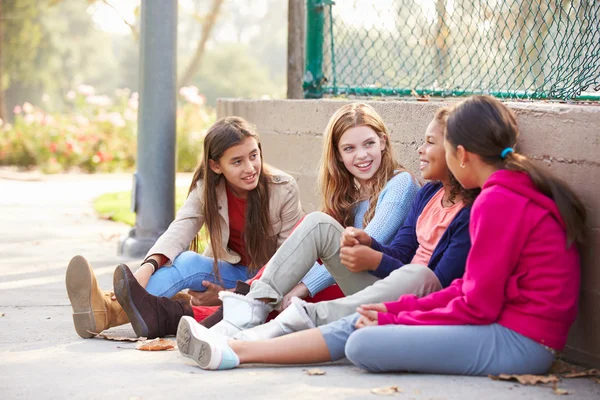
320, 314, 555, 376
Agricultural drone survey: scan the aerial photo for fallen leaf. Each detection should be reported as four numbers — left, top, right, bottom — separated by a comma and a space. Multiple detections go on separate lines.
135, 338, 176, 351
552, 382, 569, 395
98, 214, 115, 222
90, 331, 147, 342
489, 374, 559, 385
563, 369, 600, 379
101, 233, 119, 241
410, 89, 430, 101
303, 368, 326, 376
550, 360, 577, 374
371, 386, 403, 396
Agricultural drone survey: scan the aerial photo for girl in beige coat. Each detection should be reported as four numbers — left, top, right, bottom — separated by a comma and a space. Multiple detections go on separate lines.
65, 117, 303, 339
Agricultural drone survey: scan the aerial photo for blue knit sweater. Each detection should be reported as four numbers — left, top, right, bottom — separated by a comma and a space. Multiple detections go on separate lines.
301, 171, 419, 296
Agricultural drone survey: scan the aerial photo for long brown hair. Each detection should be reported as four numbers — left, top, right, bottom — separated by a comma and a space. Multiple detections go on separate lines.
318, 103, 409, 227
433, 107, 479, 207
445, 95, 586, 246
188, 117, 275, 276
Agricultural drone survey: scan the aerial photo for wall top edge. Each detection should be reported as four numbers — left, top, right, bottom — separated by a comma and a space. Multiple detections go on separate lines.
216, 98, 600, 115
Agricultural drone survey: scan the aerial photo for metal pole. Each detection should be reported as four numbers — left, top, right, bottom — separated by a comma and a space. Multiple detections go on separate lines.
287, 0, 305, 99
119, 0, 177, 258
304, 0, 325, 98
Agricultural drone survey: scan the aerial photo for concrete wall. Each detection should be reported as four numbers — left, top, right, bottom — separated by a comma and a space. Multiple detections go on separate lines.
217, 99, 600, 367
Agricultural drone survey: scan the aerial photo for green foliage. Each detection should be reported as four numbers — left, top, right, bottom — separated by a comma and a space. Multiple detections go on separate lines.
0, 86, 215, 173
190, 44, 285, 106
1, 1, 45, 89
94, 186, 189, 227
2, 0, 288, 115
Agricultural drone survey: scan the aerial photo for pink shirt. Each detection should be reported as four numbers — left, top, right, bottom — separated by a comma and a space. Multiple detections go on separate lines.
411, 188, 464, 266
379, 170, 580, 351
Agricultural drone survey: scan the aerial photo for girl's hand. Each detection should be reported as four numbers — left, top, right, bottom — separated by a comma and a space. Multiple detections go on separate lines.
354, 303, 385, 329
279, 283, 310, 311
355, 314, 379, 329
358, 303, 387, 313
340, 228, 372, 248
339, 245, 382, 272
189, 281, 225, 306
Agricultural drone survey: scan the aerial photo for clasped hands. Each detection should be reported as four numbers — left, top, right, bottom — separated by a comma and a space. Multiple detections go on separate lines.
339, 227, 382, 273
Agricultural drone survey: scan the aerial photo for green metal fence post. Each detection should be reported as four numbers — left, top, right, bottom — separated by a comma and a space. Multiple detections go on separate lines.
304, 0, 326, 98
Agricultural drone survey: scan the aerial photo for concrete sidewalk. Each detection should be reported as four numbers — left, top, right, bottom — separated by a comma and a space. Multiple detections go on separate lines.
0, 171, 598, 399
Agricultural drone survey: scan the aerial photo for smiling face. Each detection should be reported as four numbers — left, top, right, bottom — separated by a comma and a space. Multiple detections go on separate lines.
417, 120, 449, 181
337, 125, 385, 185
209, 137, 261, 198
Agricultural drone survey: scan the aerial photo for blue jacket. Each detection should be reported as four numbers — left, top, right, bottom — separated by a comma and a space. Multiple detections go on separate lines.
370, 182, 472, 288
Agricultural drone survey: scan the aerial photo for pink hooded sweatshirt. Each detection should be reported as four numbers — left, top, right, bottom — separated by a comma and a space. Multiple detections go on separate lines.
379, 169, 580, 350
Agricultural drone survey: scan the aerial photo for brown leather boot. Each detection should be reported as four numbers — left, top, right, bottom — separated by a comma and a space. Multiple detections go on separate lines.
66, 255, 129, 338
200, 280, 251, 328
113, 264, 194, 339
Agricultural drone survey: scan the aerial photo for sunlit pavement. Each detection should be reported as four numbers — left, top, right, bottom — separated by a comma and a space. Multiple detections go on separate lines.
1, 171, 598, 400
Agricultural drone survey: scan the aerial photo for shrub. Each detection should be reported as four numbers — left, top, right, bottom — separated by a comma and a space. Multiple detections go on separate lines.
0, 86, 215, 173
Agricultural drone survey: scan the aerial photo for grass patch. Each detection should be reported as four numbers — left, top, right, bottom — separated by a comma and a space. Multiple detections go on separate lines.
94, 187, 189, 226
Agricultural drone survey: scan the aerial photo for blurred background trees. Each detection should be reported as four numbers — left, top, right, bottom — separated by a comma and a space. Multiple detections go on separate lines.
0, 0, 287, 172
0, 0, 287, 120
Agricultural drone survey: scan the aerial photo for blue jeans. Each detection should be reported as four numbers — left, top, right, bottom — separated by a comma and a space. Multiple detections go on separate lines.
145, 251, 251, 298
320, 313, 555, 376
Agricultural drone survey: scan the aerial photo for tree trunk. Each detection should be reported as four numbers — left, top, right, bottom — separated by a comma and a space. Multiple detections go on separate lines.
287, 0, 305, 99
177, 0, 224, 90
0, 0, 6, 121
434, 0, 449, 83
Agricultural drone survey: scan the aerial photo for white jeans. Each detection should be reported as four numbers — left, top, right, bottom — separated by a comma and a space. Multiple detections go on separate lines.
248, 212, 442, 321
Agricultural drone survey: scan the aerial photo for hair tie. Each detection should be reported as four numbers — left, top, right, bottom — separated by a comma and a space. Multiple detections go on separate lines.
501, 147, 514, 159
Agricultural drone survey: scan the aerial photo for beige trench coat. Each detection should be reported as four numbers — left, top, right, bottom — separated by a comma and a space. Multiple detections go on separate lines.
145, 167, 304, 266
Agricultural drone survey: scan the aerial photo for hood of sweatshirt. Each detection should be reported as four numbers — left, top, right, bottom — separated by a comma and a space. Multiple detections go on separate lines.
482, 169, 566, 230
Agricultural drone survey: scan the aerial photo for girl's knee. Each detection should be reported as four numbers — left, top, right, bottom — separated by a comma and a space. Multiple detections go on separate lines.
345, 328, 380, 372
173, 251, 203, 267
172, 251, 214, 274
304, 211, 336, 226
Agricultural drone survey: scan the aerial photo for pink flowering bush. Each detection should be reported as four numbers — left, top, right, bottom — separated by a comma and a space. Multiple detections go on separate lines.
0, 86, 214, 173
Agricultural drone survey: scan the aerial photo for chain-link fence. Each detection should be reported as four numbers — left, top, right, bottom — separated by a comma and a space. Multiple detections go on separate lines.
303, 0, 600, 101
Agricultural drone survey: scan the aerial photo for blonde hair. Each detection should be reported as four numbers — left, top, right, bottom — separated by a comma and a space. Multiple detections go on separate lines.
318, 103, 408, 228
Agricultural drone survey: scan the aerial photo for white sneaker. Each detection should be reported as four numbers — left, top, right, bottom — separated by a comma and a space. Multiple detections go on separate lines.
177, 316, 240, 370
234, 297, 316, 341
209, 291, 272, 337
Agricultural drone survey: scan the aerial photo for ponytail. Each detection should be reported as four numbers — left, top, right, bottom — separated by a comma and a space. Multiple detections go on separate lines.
446, 95, 587, 247
504, 152, 587, 247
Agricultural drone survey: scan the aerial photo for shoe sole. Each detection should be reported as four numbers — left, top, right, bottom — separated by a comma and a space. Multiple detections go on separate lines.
65, 255, 96, 338
177, 317, 215, 369
113, 265, 149, 338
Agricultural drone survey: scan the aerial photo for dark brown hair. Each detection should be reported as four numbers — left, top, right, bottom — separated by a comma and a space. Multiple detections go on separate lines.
188, 117, 275, 276
433, 107, 480, 207
445, 95, 586, 246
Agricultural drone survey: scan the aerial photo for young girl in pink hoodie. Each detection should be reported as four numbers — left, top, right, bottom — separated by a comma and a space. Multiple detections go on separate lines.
176, 96, 587, 376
